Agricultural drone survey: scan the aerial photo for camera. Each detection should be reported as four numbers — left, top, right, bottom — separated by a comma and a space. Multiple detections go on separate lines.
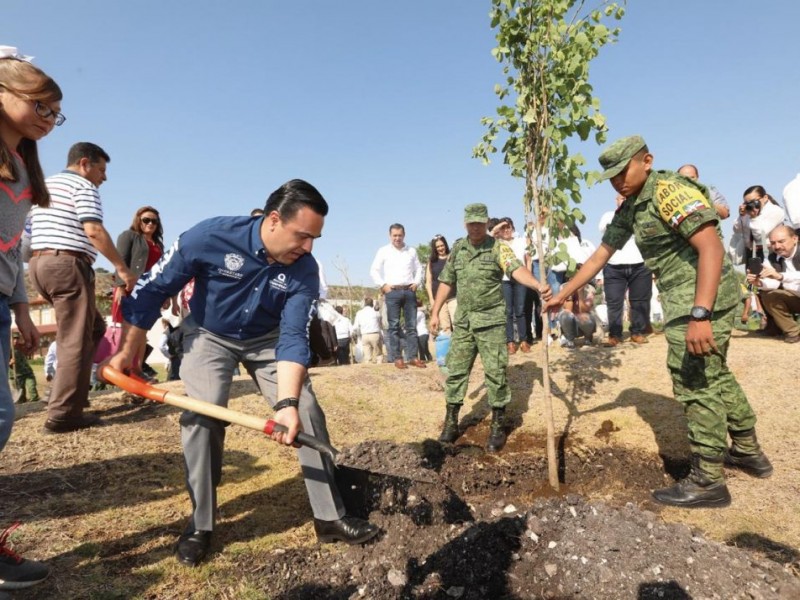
746, 257, 763, 276
744, 199, 762, 211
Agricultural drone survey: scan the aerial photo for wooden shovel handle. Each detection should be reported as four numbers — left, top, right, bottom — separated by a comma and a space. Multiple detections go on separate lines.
98, 365, 338, 459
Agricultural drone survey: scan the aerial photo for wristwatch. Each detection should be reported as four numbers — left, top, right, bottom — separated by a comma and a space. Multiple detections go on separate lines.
689, 306, 712, 321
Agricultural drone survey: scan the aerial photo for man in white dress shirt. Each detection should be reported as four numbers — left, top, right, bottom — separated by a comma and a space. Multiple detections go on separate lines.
747, 225, 800, 343
370, 224, 425, 369
353, 298, 383, 363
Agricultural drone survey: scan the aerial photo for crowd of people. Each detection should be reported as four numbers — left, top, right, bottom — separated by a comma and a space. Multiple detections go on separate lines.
1, 45, 796, 591
317, 136, 796, 517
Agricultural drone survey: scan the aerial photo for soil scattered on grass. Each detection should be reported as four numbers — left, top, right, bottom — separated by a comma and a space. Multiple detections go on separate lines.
249, 440, 800, 600
7, 330, 800, 599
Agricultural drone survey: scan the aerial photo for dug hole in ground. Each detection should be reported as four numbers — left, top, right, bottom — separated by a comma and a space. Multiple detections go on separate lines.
3, 329, 799, 599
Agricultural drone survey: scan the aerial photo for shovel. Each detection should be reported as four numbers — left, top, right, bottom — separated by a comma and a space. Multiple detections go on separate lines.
98, 365, 437, 484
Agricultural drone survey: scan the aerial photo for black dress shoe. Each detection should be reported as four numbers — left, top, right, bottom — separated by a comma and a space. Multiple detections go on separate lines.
43, 413, 102, 434
314, 516, 379, 545
175, 530, 212, 567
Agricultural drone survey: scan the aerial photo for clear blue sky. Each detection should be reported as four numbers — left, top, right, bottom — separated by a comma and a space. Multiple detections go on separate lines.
6, 1, 799, 286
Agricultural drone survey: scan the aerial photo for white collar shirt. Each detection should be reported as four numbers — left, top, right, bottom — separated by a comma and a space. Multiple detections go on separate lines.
353, 306, 382, 335
761, 245, 800, 295
333, 315, 352, 339
599, 210, 644, 265
370, 243, 423, 287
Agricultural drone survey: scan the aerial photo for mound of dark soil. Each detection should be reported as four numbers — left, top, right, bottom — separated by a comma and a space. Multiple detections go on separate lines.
255, 440, 800, 599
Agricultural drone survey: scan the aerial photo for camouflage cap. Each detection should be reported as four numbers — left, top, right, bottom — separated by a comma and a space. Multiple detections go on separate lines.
464, 203, 489, 224
598, 135, 647, 181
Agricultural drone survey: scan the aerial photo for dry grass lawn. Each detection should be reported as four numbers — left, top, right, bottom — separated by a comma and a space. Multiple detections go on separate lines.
2, 328, 798, 598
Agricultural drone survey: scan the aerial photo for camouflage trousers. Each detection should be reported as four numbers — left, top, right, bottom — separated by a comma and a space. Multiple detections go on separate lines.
664, 306, 756, 458
445, 322, 510, 408
10, 374, 40, 403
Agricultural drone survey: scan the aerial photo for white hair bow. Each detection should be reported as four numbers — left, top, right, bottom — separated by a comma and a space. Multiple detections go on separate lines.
0, 46, 34, 62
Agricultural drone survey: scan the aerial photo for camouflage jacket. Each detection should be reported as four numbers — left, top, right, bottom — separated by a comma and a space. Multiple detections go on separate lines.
602, 169, 738, 323
9, 347, 34, 378
439, 236, 522, 328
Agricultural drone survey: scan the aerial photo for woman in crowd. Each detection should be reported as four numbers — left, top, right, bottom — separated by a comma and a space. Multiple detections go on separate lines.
493, 218, 532, 353
734, 186, 784, 328
114, 206, 168, 380
733, 186, 785, 261
425, 235, 457, 334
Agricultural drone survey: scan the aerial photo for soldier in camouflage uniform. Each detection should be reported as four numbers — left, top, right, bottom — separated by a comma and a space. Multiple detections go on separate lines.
430, 203, 551, 452
544, 135, 772, 508
9, 344, 39, 403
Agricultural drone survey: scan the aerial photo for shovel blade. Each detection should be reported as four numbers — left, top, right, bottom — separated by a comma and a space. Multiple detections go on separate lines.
334, 458, 437, 485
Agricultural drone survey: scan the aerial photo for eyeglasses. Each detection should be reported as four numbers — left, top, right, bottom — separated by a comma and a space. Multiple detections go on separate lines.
33, 101, 66, 126
0, 85, 66, 126
141, 217, 159, 225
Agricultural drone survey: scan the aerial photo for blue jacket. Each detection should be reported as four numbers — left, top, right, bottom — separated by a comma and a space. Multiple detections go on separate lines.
122, 216, 319, 366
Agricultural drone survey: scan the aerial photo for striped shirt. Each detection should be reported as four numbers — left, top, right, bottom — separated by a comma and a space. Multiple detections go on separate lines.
30, 170, 103, 260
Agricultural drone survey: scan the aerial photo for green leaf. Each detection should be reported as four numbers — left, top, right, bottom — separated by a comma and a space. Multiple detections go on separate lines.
478, 0, 623, 246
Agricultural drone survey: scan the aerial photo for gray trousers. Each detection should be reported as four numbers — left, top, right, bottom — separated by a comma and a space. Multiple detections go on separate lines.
180, 317, 345, 531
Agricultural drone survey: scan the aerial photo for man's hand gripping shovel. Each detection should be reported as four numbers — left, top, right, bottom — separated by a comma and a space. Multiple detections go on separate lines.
99, 365, 435, 484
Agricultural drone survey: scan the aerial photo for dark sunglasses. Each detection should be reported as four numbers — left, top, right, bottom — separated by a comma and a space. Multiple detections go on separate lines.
141, 217, 159, 225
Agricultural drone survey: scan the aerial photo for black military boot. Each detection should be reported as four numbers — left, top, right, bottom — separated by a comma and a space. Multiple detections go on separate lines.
486, 408, 507, 453
438, 405, 461, 443
724, 428, 773, 478
652, 453, 731, 508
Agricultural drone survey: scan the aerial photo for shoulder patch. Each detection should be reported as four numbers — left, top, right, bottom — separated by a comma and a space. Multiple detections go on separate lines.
497, 242, 517, 271
655, 180, 712, 228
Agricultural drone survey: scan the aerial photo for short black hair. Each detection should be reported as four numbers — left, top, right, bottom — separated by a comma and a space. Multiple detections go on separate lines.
264, 179, 329, 220
389, 223, 405, 234
67, 142, 110, 167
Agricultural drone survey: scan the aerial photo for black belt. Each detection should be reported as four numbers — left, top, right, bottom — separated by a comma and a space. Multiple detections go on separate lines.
32, 249, 91, 262
390, 285, 412, 290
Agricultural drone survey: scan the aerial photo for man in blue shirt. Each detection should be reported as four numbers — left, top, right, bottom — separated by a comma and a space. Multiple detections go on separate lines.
107, 179, 378, 567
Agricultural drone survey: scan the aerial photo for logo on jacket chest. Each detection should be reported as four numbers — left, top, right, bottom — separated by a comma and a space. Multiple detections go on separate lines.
218, 253, 245, 279
270, 272, 288, 292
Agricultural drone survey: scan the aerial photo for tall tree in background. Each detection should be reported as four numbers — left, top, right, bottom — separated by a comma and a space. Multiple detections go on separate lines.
474, 0, 625, 489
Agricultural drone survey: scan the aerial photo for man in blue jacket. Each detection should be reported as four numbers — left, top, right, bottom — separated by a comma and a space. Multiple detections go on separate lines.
107, 179, 377, 566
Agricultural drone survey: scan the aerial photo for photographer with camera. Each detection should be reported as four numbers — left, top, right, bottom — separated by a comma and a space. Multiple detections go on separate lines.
733, 186, 785, 261
746, 225, 800, 343
734, 186, 786, 329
